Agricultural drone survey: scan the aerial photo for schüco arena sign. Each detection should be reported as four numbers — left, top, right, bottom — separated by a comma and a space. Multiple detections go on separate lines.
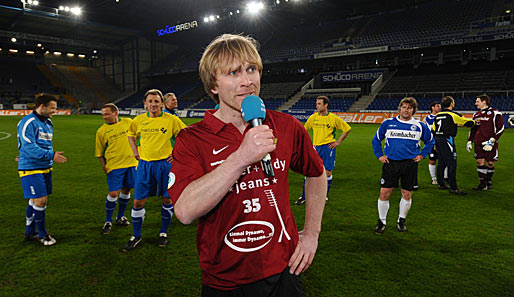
156, 20, 198, 37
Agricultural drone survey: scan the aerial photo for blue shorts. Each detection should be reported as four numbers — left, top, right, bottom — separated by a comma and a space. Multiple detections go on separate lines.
315, 144, 336, 171
134, 159, 172, 200
107, 167, 136, 192
20, 172, 52, 199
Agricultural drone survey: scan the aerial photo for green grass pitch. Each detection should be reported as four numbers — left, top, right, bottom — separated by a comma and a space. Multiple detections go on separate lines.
0, 115, 512, 296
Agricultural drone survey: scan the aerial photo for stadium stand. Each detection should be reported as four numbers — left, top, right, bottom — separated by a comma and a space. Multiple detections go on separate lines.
0, 56, 55, 107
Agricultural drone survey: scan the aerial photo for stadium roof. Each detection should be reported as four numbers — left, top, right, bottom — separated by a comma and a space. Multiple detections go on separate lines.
0, 0, 431, 51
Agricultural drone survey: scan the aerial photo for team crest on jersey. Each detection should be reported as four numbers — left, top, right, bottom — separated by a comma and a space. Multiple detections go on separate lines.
487, 111, 492, 115
410, 125, 417, 131
160, 127, 167, 134
326, 124, 331, 129
381, 178, 385, 185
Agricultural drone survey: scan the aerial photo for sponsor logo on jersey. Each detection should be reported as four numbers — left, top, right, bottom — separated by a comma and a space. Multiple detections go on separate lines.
38, 132, 53, 140
212, 145, 229, 155
160, 127, 167, 134
386, 129, 421, 140
224, 221, 275, 252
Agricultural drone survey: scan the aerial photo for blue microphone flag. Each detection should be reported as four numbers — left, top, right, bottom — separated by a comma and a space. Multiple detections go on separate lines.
241, 95, 266, 123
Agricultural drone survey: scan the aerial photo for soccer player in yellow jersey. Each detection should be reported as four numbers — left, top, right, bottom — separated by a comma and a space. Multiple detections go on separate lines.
296, 96, 351, 205
123, 89, 186, 251
95, 103, 138, 234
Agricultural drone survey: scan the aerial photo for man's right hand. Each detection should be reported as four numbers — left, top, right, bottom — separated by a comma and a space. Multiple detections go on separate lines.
53, 151, 67, 163
236, 125, 275, 165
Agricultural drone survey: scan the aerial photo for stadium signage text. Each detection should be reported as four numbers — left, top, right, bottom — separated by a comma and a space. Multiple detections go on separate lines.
156, 21, 198, 36
0, 109, 71, 116
321, 70, 384, 83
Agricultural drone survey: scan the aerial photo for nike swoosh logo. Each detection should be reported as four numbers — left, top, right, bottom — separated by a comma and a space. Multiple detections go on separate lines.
212, 145, 229, 155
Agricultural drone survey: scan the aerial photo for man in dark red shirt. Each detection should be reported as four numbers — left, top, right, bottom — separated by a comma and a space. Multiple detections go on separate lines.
168, 34, 326, 296
466, 94, 504, 190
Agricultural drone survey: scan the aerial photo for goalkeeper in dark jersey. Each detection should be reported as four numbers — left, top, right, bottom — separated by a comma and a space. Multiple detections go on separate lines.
466, 94, 504, 190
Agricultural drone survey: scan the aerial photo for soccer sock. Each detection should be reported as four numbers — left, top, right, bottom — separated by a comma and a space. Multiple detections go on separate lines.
326, 175, 333, 199
377, 199, 389, 225
117, 193, 130, 220
131, 207, 145, 238
487, 166, 495, 184
398, 197, 412, 221
160, 203, 174, 234
444, 167, 448, 179
428, 164, 436, 180
477, 165, 488, 186
105, 194, 117, 223
301, 177, 306, 199
25, 200, 35, 236
33, 205, 48, 238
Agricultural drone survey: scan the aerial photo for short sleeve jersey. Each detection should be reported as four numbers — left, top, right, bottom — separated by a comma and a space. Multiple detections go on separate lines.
95, 118, 139, 173
168, 110, 324, 290
468, 107, 504, 144
372, 116, 435, 160
304, 112, 351, 146
127, 112, 186, 161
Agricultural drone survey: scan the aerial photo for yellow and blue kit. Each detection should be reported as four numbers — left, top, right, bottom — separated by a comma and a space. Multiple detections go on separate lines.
304, 112, 351, 146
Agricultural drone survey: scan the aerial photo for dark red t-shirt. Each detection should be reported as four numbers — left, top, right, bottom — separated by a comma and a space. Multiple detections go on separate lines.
468, 107, 504, 144
169, 110, 324, 290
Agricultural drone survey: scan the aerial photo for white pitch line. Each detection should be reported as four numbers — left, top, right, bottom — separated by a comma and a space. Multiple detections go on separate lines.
0, 132, 12, 141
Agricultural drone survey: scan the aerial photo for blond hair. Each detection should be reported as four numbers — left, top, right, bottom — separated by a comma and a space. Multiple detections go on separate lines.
144, 89, 164, 102
199, 34, 263, 103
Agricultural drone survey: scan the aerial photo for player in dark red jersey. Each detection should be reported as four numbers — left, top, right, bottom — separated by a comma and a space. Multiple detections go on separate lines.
168, 34, 326, 296
466, 94, 504, 190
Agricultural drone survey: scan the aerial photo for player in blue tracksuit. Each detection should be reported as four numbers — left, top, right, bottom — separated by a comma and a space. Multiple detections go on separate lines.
372, 97, 434, 234
17, 94, 67, 246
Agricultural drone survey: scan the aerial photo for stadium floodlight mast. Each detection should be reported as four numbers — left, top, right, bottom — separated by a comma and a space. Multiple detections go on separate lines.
11, 37, 17, 43
246, 1, 264, 14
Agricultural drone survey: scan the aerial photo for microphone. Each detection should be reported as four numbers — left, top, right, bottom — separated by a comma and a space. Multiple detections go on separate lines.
241, 95, 274, 177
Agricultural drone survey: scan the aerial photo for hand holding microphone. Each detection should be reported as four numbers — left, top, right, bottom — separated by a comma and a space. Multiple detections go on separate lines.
241, 95, 275, 177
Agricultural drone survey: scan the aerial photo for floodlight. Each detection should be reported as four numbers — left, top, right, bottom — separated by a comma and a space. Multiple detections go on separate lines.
27, 0, 32, 4
37, 43, 42, 47
236, 9, 240, 13
209, 15, 215, 21
507, 10, 512, 14
93, 49, 97, 54
78, 54, 86, 58
10, 49, 19, 53
247, 1, 264, 14
229, 11, 233, 16
64, 6, 70, 12
11, 37, 17, 43
54, 51, 62, 55
203, 17, 209, 22
67, 53, 74, 57
59, 5, 64, 10
33, 0, 39, 5
26, 50, 35, 55
70, 7, 82, 15
217, 15, 220, 19
276, 0, 280, 4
